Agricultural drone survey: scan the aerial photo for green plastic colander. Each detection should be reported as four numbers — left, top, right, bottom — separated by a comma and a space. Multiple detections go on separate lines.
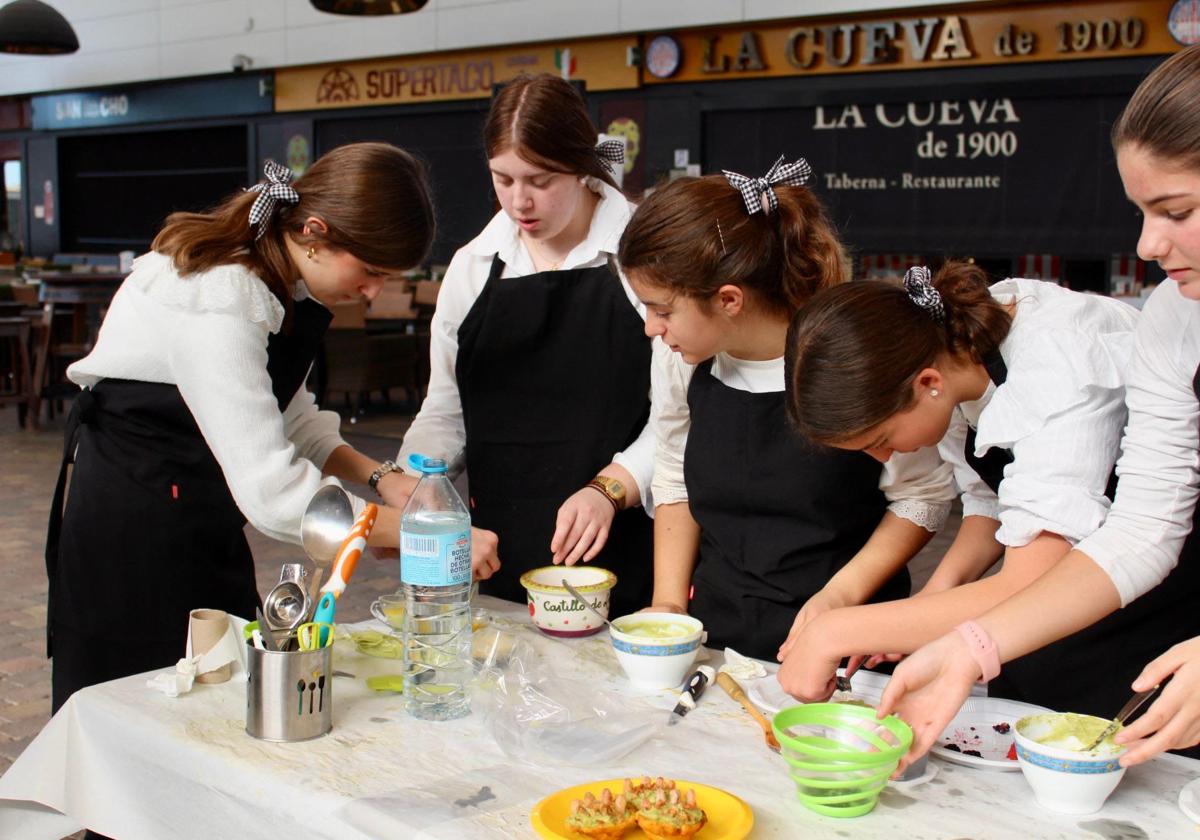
772, 702, 913, 818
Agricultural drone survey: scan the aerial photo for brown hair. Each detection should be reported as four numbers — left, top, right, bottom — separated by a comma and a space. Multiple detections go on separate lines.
1113, 45, 1200, 170
785, 261, 1011, 443
483, 72, 618, 189
617, 175, 849, 316
152, 142, 434, 318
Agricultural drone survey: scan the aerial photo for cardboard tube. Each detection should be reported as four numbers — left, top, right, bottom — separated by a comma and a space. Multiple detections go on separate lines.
190, 608, 232, 684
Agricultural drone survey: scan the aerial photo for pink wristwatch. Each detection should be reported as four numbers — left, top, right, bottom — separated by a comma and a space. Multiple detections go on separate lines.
955, 621, 1001, 683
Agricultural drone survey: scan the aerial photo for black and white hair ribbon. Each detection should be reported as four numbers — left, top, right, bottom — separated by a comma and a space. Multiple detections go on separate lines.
595, 139, 626, 175
247, 159, 300, 241
722, 155, 813, 215
903, 265, 946, 324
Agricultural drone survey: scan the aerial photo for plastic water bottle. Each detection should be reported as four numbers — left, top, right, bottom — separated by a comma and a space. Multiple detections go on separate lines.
400, 454, 472, 720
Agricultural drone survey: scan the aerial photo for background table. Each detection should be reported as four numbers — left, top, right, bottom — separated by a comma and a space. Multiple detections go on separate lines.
1, 598, 1196, 839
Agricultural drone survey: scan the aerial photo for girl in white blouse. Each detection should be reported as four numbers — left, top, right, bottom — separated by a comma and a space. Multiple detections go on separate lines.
49, 144, 501, 715
615, 166, 955, 661
778, 261, 1147, 713
875, 44, 1200, 769
380, 74, 656, 615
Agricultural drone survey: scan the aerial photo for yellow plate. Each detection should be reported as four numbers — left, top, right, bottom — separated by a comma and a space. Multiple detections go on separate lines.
530, 778, 753, 840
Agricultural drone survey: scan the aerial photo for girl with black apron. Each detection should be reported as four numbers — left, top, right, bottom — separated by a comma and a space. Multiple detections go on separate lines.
778, 265, 1142, 703
617, 163, 955, 662
392, 74, 654, 616
45, 145, 438, 718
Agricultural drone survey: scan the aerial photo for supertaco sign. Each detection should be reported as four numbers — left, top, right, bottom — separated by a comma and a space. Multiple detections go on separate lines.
643, 0, 1187, 83
275, 36, 637, 111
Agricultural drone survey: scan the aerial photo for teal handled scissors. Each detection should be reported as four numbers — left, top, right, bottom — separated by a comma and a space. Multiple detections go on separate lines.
296, 622, 335, 651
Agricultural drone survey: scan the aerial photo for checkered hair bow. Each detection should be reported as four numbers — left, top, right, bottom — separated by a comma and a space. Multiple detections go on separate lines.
722, 155, 813, 215
595, 139, 626, 175
903, 265, 945, 324
247, 160, 300, 241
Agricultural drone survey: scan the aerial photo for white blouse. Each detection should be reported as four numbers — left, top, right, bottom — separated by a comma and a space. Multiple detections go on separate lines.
1076, 280, 1200, 606
68, 252, 353, 545
649, 337, 956, 531
397, 179, 656, 504
941, 278, 1139, 548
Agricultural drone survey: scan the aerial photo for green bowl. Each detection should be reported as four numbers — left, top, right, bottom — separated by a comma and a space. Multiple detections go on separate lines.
772, 703, 913, 818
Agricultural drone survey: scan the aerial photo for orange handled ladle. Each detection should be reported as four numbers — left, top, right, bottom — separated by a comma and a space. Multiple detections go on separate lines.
311, 503, 378, 646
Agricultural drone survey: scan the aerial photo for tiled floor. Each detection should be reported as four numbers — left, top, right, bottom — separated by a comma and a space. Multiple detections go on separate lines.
0, 396, 959, 822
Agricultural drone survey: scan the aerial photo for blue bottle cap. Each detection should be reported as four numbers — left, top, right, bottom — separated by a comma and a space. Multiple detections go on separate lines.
407, 453, 448, 474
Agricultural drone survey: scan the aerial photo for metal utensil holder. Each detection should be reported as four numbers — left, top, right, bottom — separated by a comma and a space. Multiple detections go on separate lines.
246, 635, 332, 742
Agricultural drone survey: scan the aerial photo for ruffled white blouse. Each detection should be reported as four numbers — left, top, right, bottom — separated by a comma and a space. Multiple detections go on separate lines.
649, 338, 957, 532
942, 278, 1139, 547
68, 251, 352, 545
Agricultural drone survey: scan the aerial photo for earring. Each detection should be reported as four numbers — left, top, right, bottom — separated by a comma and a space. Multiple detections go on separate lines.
930, 389, 940, 397
306, 246, 315, 261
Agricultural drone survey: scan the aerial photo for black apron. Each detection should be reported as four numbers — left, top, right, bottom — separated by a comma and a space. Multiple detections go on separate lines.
684, 360, 905, 661
46, 298, 332, 712
972, 350, 1200, 728
455, 255, 653, 617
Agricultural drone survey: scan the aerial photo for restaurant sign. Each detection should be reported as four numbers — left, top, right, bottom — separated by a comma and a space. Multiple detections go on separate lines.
274, 36, 637, 112
705, 86, 1137, 255
31, 74, 274, 130
644, 0, 1184, 83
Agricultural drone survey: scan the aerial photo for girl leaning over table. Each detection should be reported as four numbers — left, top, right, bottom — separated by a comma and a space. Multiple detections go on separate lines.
46, 143, 498, 717
871, 44, 1200, 769
376, 73, 655, 616
773, 258, 1200, 723
614, 162, 956, 661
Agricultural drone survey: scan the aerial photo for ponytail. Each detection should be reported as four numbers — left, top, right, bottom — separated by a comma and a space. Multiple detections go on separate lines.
785, 260, 1010, 443
618, 173, 848, 315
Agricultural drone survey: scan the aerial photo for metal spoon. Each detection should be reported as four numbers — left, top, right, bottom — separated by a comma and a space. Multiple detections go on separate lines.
300, 485, 354, 620
562, 578, 613, 630
300, 485, 355, 565
1082, 685, 1161, 751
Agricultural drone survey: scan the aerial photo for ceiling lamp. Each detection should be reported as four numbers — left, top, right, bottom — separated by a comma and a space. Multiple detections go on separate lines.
0, 0, 79, 55
310, 0, 428, 15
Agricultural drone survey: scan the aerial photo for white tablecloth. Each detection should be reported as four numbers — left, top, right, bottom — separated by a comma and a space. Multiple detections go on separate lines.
1, 597, 1197, 839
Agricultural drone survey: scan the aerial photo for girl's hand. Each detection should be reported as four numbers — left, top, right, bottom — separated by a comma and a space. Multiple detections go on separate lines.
875, 632, 981, 774
1115, 637, 1200, 766
550, 487, 616, 565
776, 623, 842, 702
471, 527, 501, 581
778, 586, 849, 660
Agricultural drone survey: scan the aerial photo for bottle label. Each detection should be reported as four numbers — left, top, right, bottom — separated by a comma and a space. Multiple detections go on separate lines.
401, 529, 471, 586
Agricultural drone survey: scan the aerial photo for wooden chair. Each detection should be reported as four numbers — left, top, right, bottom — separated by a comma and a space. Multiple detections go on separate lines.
319, 302, 422, 415
0, 316, 34, 428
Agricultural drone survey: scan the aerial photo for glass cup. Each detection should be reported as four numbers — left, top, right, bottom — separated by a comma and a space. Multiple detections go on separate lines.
370, 593, 406, 630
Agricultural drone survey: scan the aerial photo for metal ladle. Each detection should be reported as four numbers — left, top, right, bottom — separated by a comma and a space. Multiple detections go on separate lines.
299, 485, 355, 619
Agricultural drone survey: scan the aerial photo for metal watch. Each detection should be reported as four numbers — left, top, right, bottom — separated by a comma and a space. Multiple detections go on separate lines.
586, 475, 626, 512
368, 459, 400, 495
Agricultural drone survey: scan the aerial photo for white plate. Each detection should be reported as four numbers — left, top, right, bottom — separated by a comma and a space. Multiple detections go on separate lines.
1179, 776, 1200, 824
745, 669, 890, 716
932, 696, 1052, 771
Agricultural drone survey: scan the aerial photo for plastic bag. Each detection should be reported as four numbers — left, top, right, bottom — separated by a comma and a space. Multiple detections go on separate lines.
472, 627, 666, 766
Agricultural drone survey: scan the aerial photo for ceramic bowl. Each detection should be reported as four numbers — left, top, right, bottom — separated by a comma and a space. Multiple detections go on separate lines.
1014, 712, 1127, 815
519, 565, 616, 637
608, 612, 705, 689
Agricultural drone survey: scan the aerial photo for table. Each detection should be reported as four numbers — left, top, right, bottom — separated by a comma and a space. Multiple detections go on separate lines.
1, 598, 1197, 839
26, 271, 126, 421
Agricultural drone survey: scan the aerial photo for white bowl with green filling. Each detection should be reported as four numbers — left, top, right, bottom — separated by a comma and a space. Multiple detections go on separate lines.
608, 612, 705, 689
1014, 712, 1128, 815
